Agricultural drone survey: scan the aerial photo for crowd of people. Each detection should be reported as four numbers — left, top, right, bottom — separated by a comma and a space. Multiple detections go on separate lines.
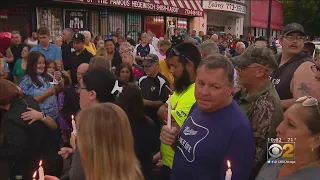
0, 22, 320, 180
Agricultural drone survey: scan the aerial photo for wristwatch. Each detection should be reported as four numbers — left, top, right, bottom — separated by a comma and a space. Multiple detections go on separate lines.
41, 112, 47, 121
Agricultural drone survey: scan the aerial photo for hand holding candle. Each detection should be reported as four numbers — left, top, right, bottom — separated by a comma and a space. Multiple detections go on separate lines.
39, 160, 44, 180
71, 115, 77, 136
32, 171, 37, 180
167, 95, 172, 129
225, 160, 232, 180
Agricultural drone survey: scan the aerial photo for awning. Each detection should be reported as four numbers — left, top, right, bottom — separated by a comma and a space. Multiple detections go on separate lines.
58, 0, 204, 17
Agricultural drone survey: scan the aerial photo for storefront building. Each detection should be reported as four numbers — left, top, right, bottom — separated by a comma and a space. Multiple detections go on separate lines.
2, 0, 203, 42
0, 5, 32, 40
244, 0, 283, 38
194, 0, 246, 37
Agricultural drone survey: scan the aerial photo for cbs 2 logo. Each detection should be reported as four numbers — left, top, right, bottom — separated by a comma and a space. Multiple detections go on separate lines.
268, 143, 294, 159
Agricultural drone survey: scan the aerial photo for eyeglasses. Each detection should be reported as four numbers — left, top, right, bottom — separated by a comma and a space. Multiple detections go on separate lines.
75, 85, 87, 92
284, 35, 306, 41
168, 48, 190, 62
311, 65, 320, 73
295, 96, 318, 107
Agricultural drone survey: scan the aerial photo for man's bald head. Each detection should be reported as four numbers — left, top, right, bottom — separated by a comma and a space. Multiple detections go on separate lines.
77, 63, 89, 83
211, 34, 219, 43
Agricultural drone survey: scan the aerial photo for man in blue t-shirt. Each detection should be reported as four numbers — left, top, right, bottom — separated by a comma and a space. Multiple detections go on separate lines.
30, 27, 62, 66
160, 54, 255, 180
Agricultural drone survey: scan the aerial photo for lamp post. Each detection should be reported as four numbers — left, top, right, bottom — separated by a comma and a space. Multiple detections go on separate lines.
266, 0, 272, 47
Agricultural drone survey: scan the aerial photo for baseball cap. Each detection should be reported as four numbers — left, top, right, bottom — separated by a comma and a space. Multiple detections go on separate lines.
142, 54, 159, 66
282, 23, 305, 36
255, 36, 267, 41
198, 40, 219, 54
230, 45, 278, 69
73, 33, 85, 42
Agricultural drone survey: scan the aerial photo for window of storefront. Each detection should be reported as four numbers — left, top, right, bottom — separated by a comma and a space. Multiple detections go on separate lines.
64, 9, 88, 34
37, 7, 63, 41
177, 18, 188, 35
145, 16, 164, 38
108, 12, 125, 36
127, 13, 141, 42
0, 5, 30, 40
207, 26, 225, 34
100, 10, 108, 39
89, 10, 100, 38
166, 17, 177, 37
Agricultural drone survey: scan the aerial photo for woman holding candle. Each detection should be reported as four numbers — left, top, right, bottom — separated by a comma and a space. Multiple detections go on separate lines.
46, 103, 144, 180
256, 96, 320, 179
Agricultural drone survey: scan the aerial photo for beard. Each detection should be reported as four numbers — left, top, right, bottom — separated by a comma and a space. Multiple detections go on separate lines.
174, 68, 192, 93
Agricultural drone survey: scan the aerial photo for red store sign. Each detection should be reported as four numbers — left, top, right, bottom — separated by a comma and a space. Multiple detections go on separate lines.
57, 0, 203, 17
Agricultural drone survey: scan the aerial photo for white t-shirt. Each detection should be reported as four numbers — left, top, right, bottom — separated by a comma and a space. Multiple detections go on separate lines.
152, 37, 159, 52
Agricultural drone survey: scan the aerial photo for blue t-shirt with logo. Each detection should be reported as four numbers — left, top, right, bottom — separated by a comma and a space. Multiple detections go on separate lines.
136, 44, 151, 57
171, 101, 255, 180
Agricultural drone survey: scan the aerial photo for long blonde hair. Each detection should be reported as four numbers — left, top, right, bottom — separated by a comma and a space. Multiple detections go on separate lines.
96, 47, 108, 57
77, 103, 144, 180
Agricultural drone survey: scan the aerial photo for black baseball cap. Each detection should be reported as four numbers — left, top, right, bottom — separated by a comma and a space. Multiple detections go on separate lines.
142, 54, 159, 66
73, 33, 85, 42
282, 23, 305, 36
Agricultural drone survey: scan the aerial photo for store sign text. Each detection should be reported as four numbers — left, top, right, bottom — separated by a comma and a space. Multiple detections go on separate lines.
59, 0, 203, 16
203, 1, 246, 14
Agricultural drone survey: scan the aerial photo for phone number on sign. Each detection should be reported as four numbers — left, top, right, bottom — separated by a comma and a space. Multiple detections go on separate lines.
226, 3, 246, 14
185, 9, 203, 16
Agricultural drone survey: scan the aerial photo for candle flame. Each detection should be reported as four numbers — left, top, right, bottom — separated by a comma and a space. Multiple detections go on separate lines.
39, 160, 42, 166
227, 160, 231, 169
33, 171, 37, 178
71, 115, 74, 120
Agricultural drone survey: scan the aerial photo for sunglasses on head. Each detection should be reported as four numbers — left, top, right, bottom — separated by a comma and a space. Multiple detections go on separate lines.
168, 48, 190, 62
311, 65, 320, 73
104, 37, 113, 41
295, 96, 319, 107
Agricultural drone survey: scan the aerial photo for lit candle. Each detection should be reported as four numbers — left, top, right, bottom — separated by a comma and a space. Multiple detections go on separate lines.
38, 160, 44, 180
71, 115, 77, 136
32, 171, 37, 180
167, 95, 172, 128
225, 160, 232, 180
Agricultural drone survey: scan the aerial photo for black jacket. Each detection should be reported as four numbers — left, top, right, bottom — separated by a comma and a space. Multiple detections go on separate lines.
0, 95, 62, 180
130, 117, 158, 180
